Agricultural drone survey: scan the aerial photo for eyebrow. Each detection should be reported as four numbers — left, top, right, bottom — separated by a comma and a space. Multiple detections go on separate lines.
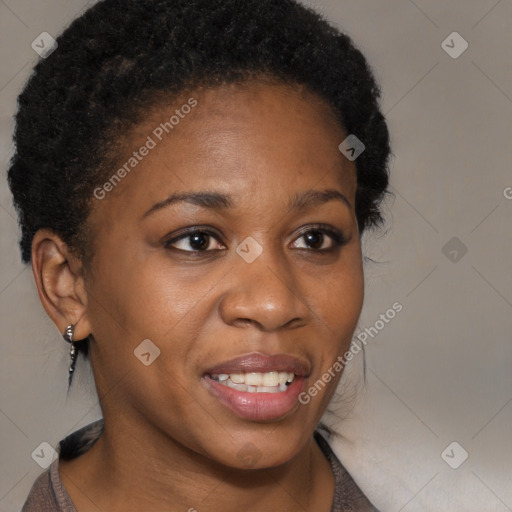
142, 188, 351, 219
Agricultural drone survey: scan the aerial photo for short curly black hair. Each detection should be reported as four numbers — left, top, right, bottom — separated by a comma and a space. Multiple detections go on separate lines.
8, 0, 390, 267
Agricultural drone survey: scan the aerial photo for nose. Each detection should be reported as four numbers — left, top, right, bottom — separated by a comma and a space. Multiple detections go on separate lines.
219, 246, 310, 332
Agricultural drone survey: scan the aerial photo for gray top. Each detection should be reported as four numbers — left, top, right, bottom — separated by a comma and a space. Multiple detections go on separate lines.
22, 420, 379, 512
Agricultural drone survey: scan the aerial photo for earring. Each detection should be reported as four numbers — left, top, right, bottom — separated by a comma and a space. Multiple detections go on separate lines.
62, 324, 78, 386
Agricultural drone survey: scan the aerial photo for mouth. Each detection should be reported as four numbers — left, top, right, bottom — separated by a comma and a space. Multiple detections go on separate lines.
203, 353, 310, 421
209, 371, 295, 393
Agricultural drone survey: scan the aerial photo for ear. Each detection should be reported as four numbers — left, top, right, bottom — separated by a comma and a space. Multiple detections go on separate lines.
31, 228, 92, 341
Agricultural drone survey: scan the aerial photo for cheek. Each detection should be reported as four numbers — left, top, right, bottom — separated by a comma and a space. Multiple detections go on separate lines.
87, 248, 221, 363
314, 246, 364, 338
304, 254, 363, 412
87, 232, 363, 358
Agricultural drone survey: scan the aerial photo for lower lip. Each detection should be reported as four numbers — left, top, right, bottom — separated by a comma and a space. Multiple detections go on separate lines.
203, 376, 306, 421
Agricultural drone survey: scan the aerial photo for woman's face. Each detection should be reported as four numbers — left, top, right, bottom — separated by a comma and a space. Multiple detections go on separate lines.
83, 81, 364, 468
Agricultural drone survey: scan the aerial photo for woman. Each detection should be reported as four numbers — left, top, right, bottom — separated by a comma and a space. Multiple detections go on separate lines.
8, 0, 390, 510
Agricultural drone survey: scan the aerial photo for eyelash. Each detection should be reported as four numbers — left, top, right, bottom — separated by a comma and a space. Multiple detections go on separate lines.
163, 224, 347, 254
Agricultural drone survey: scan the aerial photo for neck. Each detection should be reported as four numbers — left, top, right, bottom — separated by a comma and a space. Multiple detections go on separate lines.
59, 415, 334, 512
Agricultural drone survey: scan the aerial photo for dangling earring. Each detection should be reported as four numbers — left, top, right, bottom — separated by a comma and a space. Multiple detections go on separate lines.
63, 324, 78, 386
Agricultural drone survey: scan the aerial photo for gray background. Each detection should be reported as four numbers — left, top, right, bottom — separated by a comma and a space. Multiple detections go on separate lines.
1, 1, 511, 510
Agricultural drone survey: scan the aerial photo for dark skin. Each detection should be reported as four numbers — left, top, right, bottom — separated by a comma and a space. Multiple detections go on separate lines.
32, 81, 364, 511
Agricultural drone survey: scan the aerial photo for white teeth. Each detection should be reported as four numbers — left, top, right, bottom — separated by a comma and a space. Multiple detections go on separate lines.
230, 373, 245, 384
257, 385, 280, 393
245, 373, 263, 386
262, 371, 279, 387
211, 370, 296, 393
224, 379, 247, 392
278, 372, 289, 385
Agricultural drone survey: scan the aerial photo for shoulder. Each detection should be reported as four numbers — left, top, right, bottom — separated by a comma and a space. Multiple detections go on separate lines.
22, 420, 103, 512
21, 460, 74, 512
314, 430, 380, 512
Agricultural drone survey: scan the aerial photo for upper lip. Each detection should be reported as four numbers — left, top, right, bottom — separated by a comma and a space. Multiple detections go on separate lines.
204, 352, 310, 377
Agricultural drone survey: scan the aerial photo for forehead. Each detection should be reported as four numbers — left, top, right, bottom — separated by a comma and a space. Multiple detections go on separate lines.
91, 81, 357, 221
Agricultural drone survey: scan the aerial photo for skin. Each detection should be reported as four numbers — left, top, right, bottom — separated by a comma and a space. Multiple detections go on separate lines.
32, 81, 364, 512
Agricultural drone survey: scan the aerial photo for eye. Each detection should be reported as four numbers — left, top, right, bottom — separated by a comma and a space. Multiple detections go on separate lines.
164, 225, 346, 254
291, 225, 346, 251
164, 229, 225, 252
